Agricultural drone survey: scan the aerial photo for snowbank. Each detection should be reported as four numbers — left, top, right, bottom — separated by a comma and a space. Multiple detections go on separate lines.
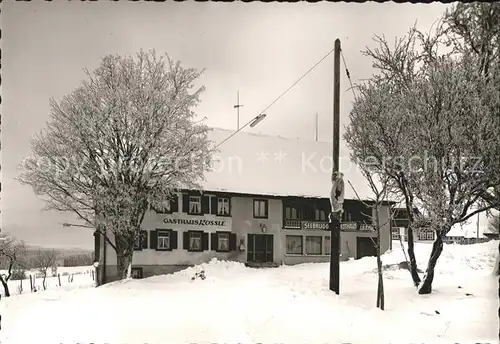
1, 242, 497, 344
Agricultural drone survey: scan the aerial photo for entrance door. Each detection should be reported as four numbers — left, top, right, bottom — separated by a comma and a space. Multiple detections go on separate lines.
356, 236, 378, 259
247, 234, 274, 263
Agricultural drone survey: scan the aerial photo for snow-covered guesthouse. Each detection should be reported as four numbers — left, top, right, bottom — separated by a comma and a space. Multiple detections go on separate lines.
94, 128, 394, 282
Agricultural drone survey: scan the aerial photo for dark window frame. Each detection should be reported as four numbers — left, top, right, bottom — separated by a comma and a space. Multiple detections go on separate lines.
215, 231, 231, 252
253, 199, 269, 219
187, 230, 204, 252
216, 197, 231, 216
131, 267, 143, 279
284, 203, 300, 220
188, 195, 202, 215
156, 229, 173, 251
133, 230, 148, 251
285, 235, 303, 255
305, 235, 323, 256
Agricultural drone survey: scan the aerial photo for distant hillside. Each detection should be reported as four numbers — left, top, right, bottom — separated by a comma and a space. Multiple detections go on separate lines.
26, 245, 93, 257
23, 245, 94, 267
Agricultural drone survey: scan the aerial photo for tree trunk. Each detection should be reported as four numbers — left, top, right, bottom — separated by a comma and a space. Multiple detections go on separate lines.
418, 230, 444, 295
376, 214, 385, 310
406, 226, 421, 287
42, 274, 47, 290
376, 251, 385, 310
400, 178, 421, 287
115, 233, 135, 280
0, 276, 10, 297
116, 252, 133, 280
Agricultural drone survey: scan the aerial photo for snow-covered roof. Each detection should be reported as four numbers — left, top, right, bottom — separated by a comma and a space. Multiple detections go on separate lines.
200, 127, 374, 200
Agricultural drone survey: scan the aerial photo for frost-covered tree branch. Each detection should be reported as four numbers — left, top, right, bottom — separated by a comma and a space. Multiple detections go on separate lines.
345, 3, 500, 295
17, 50, 215, 279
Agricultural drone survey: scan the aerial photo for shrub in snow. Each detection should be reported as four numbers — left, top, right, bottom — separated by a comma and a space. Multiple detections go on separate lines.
191, 270, 206, 281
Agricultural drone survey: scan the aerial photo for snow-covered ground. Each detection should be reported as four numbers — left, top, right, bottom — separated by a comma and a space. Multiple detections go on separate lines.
0, 266, 95, 296
1, 241, 497, 343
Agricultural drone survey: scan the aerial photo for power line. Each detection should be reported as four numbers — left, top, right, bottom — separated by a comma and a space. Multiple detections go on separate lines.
340, 50, 357, 102
214, 46, 337, 150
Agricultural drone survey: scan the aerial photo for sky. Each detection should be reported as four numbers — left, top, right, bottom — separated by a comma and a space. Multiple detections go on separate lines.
2, 1, 456, 250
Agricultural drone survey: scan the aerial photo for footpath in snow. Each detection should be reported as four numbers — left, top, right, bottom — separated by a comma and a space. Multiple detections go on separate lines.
0, 241, 497, 344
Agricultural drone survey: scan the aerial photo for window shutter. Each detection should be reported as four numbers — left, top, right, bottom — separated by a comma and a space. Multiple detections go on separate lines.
140, 230, 148, 249
150, 230, 158, 249
182, 194, 189, 213
202, 196, 210, 214
202, 232, 209, 250
171, 230, 178, 250
211, 197, 218, 215
211, 233, 217, 251
229, 233, 237, 251
170, 195, 179, 213
183, 231, 189, 249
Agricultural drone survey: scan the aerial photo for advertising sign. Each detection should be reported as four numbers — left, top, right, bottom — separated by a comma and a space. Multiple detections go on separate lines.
302, 221, 329, 230
160, 214, 231, 232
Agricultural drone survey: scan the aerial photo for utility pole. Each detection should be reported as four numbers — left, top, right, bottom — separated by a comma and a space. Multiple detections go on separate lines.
329, 38, 341, 295
234, 91, 244, 131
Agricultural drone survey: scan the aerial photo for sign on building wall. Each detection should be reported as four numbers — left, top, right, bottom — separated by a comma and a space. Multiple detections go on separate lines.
160, 214, 232, 232
340, 222, 375, 232
302, 221, 329, 230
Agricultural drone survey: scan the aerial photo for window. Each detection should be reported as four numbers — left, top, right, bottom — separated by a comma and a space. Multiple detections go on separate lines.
324, 236, 331, 255
418, 230, 427, 241
134, 235, 141, 249
189, 231, 203, 251
392, 227, 400, 240
157, 231, 171, 250
305, 236, 322, 255
426, 231, 435, 240
285, 205, 299, 219
253, 199, 268, 218
315, 209, 326, 221
133, 230, 147, 251
131, 267, 143, 279
286, 235, 303, 255
217, 232, 230, 252
189, 196, 201, 214
217, 197, 230, 216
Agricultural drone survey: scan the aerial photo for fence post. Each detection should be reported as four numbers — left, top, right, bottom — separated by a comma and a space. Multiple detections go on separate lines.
20, 278, 23, 293
30, 275, 33, 292
58, 273, 61, 287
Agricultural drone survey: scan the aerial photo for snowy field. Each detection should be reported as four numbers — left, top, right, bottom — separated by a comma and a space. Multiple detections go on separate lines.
0, 266, 95, 296
1, 241, 497, 343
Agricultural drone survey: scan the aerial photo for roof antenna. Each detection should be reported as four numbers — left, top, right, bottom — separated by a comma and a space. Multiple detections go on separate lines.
315, 112, 319, 141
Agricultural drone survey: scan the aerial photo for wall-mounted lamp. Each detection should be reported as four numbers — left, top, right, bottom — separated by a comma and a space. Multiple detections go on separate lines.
260, 223, 267, 233
238, 238, 246, 252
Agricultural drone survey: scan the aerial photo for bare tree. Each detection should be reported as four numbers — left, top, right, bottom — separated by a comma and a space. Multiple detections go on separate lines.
17, 50, 215, 279
0, 235, 27, 297
347, 5, 500, 294
345, 145, 399, 310
31, 249, 58, 290
344, 74, 422, 288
